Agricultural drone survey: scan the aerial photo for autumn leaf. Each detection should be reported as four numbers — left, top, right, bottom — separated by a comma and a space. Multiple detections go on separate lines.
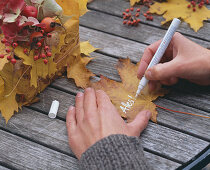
80, 41, 98, 56
56, 0, 88, 19
91, 58, 167, 122
0, 63, 19, 123
14, 47, 57, 88
67, 55, 95, 89
130, 0, 140, 6
0, 76, 4, 97
77, 0, 89, 16
150, 0, 210, 32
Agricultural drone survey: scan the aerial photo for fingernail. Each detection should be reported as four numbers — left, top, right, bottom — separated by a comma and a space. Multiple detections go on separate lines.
69, 106, 74, 111
85, 87, 92, 91
77, 92, 84, 97
146, 111, 152, 119
146, 70, 152, 79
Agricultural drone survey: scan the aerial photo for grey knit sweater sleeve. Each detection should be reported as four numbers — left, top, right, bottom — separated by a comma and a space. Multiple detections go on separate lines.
79, 134, 152, 170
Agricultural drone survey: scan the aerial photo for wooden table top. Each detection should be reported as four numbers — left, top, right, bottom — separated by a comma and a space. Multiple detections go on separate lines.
0, 0, 209, 169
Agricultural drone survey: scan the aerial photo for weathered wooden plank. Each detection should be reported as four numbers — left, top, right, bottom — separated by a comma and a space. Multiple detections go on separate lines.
80, 10, 210, 48
165, 88, 210, 113
144, 152, 180, 170
50, 53, 210, 141
155, 98, 210, 141
0, 166, 10, 170
80, 26, 146, 62
0, 130, 79, 170
1, 107, 207, 167
87, 0, 210, 42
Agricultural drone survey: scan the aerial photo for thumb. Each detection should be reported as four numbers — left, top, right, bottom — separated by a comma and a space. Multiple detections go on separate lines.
145, 60, 179, 81
127, 110, 151, 136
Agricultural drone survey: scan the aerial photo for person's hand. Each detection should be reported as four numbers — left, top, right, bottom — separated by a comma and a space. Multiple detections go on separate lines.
66, 88, 151, 159
138, 32, 210, 91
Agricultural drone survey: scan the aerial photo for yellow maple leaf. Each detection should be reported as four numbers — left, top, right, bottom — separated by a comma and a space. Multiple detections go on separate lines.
130, 0, 140, 6
0, 76, 4, 97
14, 47, 57, 88
80, 41, 99, 56
56, 0, 88, 19
0, 63, 19, 123
68, 55, 95, 89
91, 58, 167, 122
150, 0, 210, 32
77, 0, 89, 16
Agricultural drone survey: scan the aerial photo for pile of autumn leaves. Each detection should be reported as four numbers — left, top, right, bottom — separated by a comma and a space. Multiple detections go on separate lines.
0, 0, 98, 123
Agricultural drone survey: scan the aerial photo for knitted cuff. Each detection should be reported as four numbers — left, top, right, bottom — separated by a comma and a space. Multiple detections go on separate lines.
79, 134, 152, 170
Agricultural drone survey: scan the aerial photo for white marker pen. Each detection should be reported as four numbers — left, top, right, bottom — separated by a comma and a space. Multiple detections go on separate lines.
135, 18, 181, 98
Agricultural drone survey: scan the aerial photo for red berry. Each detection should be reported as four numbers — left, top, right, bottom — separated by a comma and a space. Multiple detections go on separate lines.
24, 48, 28, 54
130, 7, 134, 11
146, 16, 150, 20
191, 1, 195, 5
44, 46, 50, 51
122, 12, 126, 15
123, 21, 127, 25
149, 16, 153, 21
135, 13, 139, 17
137, 19, 141, 23
206, 0, 209, 4
143, 13, 147, 17
146, 11, 150, 14
47, 52, 52, 57
123, 16, 127, 20
47, 33, 52, 38
187, 4, 191, 8
1, 38, 7, 44
22, 6, 38, 18
11, 58, 16, 64
37, 42, 42, 47
7, 56, 12, 60
34, 55, 39, 61
198, 4, 202, 8
41, 53, 46, 58
12, 42, 18, 48
133, 20, 137, 23
137, 8, 140, 12
193, 7, 196, 12
127, 21, 131, 25
126, 9, 129, 12
6, 48, 11, 53
43, 59, 48, 64
41, 17, 56, 33
0, 54, 4, 58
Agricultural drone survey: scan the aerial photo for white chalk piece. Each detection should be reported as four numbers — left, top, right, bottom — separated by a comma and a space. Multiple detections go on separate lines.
48, 100, 60, 119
